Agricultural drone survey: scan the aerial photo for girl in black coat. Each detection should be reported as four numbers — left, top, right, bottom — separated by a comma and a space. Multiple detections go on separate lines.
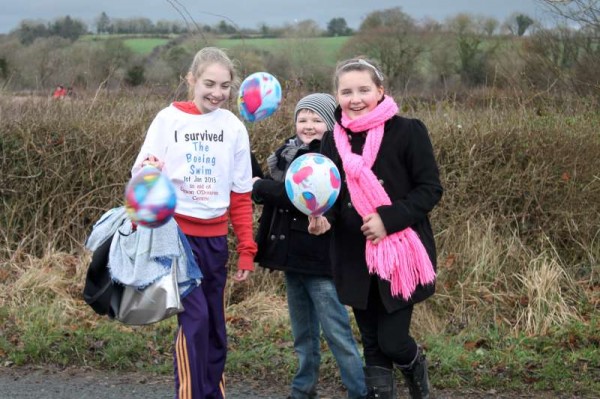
309, 59, 443, 399
253, 94, 367, 399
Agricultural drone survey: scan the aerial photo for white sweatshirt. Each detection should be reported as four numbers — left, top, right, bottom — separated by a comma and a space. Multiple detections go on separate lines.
132, 104, 253, 219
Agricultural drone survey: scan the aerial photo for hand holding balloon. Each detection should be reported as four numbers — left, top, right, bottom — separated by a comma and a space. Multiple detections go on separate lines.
125, 166, 177, 228
141, 155, 164, 170
308, 215, 331, 235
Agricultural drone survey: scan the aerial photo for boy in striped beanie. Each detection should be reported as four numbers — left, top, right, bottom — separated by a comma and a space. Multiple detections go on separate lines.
252, 92, 368, 399
294, 93, 336, 132
265, 93, 336, 181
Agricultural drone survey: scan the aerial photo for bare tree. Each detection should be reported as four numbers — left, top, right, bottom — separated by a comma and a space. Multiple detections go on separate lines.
538, 0, 600, 31
342, 7, 424, 90
285, 19, 323, 38
445, 13, 499, 86
479, 17, 500, 36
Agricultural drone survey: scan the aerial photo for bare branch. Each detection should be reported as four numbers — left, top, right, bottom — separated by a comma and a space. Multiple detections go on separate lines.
538, 0, 600, 30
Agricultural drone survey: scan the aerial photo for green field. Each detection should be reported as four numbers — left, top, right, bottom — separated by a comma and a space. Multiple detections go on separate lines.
79, 34, 349, 62
122, 37, 170, 54
80, 34, 171, 54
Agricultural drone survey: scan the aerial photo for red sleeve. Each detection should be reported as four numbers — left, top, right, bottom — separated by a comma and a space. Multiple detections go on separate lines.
229, 191, 257, 271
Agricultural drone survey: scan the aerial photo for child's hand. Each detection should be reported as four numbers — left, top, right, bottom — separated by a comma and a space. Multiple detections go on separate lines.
361, 213, 387, 244
232, 269, 251, 282
308, 215, 331, 235
141, 155, 164, 170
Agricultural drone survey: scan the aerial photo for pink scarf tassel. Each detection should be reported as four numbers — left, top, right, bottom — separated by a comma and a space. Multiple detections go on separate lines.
365, 229, 435, 300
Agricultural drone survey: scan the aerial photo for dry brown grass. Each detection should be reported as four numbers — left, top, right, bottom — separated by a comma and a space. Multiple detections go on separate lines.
514, 255, 580, 335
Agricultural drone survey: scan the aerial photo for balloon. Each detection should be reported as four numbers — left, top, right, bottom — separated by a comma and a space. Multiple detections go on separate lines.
125, 166, 177, 228
237, 72, 282, 122
284, 153, 341, 216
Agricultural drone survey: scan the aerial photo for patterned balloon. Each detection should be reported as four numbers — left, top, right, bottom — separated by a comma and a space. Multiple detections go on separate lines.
285, 153, 341, 216
125, 166, 177, 228
237, 72, 282, 122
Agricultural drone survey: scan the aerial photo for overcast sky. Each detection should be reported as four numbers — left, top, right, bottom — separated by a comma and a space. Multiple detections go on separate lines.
0, 0, 554, 34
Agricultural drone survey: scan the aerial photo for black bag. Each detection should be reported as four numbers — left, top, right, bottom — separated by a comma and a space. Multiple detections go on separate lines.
82, 236, 122, 318
82, 230, 185, 325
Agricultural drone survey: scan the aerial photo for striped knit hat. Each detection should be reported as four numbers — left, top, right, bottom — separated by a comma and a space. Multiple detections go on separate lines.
294, 93, 336, 131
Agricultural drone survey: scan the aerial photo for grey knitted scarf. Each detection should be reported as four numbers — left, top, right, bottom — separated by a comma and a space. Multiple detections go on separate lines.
266, 137, 308, 182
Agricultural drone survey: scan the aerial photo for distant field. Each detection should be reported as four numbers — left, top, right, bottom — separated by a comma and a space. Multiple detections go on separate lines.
122, 38, 170, 54
79, 35, 350, 61
79, 34, 171, 54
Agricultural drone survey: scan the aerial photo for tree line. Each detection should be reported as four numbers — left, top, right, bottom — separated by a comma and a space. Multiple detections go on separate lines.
9, 7, 546, 46
8, 12, 356, 44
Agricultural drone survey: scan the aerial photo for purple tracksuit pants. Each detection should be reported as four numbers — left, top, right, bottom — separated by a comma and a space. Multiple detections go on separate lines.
174, 236, 229, 399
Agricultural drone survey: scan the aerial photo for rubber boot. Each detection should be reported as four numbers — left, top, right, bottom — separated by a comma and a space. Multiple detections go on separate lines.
399, 348, 431, 399
364, 366, 396, 399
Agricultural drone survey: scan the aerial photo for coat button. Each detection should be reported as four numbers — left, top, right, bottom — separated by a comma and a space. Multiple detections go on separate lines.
347, 202, 352, 208
278, 209, 283, 213
279, 234, 286, 240
270, 235, 276, 240
378, 179, 384, 185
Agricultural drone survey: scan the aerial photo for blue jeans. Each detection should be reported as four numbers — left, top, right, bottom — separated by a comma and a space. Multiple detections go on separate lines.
285, 272, 367, 399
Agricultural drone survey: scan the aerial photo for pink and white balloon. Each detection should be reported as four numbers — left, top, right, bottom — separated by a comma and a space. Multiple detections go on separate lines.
284, 153, 341, 216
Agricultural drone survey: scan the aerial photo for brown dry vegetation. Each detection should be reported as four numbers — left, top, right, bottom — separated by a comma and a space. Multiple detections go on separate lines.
0, 87, 599, 393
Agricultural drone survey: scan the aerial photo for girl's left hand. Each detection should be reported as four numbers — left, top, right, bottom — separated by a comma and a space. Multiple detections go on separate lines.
361, 213, 387, 244
233, 269, 251, 282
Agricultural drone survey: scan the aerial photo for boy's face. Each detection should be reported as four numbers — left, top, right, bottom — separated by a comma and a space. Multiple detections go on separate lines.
296, 109, 328, 145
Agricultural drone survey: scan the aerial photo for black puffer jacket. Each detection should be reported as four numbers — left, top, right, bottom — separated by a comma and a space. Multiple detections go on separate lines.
253, 139, 333, 276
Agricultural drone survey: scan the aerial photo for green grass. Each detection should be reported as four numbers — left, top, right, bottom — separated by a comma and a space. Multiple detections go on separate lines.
122, 38, 170, 54
2, 302, 597, 395
424, 320, 600, 394
79, 34, 172, 54
0, 303, 176, 371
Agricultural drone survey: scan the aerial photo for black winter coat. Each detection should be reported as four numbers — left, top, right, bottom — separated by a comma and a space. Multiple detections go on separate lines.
321, 111, 443, 312
253, 139, 333, 276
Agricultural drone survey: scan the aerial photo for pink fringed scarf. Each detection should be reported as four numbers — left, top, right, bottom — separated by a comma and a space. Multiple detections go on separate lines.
333, 95, 436, 300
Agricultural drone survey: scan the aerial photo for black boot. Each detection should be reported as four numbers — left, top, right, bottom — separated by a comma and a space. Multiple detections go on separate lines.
399, 348, 431, 399
364, 366, 396, 399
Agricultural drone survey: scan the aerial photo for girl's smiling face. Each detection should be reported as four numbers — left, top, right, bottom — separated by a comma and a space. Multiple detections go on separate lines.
336, 70, 384, 120
188, 62, 232, 114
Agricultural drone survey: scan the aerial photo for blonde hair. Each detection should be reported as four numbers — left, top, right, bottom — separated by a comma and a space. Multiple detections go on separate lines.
333, 57, 385, 92
186, 47, 238, 100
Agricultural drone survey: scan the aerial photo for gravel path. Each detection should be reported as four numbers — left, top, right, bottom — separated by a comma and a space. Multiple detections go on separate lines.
0, 366, 592, 398
0, 366, 295, 399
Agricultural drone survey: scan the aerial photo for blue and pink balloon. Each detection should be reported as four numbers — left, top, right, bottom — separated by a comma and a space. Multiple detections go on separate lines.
285, 153, 341, 217
237, 72, 282, 122
125, 166, 177, 228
